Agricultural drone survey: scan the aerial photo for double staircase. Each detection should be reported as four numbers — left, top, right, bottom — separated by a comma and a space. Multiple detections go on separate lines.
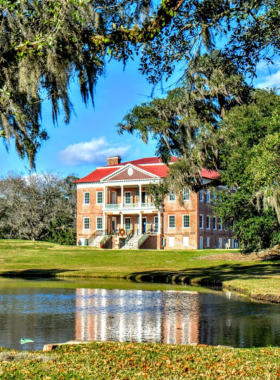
121, 234, 149, 249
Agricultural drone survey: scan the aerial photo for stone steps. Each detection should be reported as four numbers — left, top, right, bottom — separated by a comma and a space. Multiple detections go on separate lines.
90, 235, 104, 247
121, 235, 149, 249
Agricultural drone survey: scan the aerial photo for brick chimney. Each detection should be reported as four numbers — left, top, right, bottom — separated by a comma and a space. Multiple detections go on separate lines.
107, 156, 121, 166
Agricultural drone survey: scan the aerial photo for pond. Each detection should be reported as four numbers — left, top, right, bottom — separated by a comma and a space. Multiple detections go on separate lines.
0, 278, 280, 351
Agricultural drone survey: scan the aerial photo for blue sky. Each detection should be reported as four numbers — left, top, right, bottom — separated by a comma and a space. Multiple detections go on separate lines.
0, 57, 279, 179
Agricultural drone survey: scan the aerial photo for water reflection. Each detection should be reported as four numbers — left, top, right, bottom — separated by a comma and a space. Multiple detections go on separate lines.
0, 285, 280, 350
75, 289, 199, 344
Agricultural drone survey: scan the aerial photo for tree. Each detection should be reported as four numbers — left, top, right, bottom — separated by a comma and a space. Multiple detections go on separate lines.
213, 89, 280, 252
118, 51, 251, 195
0, 172, 77, 244
0, 0, 279, 166
119, 54, 280, 251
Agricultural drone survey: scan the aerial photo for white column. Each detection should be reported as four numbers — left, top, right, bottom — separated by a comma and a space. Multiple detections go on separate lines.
103, 211, 106, 234
120, 213, 123, 229
158, 211, 161, 235
121, 185, 123, 209
104, 186, 107, 207
139, 212, 142, 235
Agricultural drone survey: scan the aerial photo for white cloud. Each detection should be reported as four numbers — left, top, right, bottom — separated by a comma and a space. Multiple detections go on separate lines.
256, 69, 280, 89
59, 136, 130, 165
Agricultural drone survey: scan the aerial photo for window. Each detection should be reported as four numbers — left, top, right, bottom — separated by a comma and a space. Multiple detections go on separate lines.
96, 217, 103, 230
84, 217, 90, 230
124, 217, 131, 230
97, 191, 103, 204
169, 192, 175, 201
218, 218, 222, 230
212, 192, 216, 202
84, 192, 90, 204
84, 239, 89, 246
224, 221, 229, 231
183, 236, 189, 246
168, 237, 175, 246
125, 192, 131, 204
199, 215, 203, 229
183, 214, 190, 228
199, 190, 203, 202
207, 237, 210, 247
206, 189, 210, 203
206, 216, 210, 229
213, 217, 217, 230
183, 189, 190, 201
169, 215, 175, 228
154, 216, 158, 232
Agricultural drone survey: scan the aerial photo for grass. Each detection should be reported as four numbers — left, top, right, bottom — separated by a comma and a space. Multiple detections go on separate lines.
0, 239, 280, 302
0, 341, 280, 379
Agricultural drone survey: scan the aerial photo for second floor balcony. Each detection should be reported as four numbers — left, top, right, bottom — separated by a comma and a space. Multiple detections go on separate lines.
103, 202, 156, 212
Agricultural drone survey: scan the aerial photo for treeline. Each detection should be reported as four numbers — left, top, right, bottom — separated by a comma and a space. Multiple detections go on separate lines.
0, 173, 77, 245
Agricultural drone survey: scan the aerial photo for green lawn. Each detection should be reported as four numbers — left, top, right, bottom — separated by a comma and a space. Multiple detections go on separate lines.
0, 342, 280, 379
0, 239, 280, 302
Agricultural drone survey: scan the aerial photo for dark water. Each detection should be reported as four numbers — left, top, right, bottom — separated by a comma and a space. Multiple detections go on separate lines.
0, 278, 280, 350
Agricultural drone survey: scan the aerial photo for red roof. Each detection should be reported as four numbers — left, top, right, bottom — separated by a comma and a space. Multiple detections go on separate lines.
140, 164, 169, 178
74, 167, 118, 183
74, 157, 219, 183
200, 169, 220, 180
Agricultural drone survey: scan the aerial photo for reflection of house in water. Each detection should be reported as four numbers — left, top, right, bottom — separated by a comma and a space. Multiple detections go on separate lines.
75, 289, 199, 344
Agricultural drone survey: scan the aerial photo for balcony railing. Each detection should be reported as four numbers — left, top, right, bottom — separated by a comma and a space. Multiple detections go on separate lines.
104, 202, 155, 210
123, 203, 140, 208
141, 202, 154, 208
105, 204, 120, 210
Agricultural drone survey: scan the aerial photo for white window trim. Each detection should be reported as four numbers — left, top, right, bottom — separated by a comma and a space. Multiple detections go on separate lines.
199, 214, 203, 229
96, 191, 103, 204
199, 190, 203, 202
83, 217, 90, 230
124, 217, 131, 230
183, 189, 190, 201
169, 192, 176, 201
206, 215, 211, 229
168, 215, 176, 228
182, 214, 190, 228
84, 192, 90, 205
213, 217, 217, 230
124, 191, 131, 204
96, 216, 103, 230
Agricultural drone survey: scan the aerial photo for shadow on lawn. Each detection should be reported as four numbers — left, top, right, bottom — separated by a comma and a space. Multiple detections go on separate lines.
0, 269, 77, 279
127, 262, 280, 286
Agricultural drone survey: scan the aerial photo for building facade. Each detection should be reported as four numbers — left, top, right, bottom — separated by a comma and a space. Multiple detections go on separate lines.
75, 156, 235, 249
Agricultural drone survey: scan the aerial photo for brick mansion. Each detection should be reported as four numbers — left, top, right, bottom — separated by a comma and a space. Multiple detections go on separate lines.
75, 156, 235, 250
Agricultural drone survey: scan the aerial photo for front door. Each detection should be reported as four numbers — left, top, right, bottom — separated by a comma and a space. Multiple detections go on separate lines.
112, 217, 117, 233
142, 217, 147, 234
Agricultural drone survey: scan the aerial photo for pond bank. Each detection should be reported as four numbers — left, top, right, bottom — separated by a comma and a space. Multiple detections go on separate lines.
0, 341, 279, 379
0, 239, 280, 304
